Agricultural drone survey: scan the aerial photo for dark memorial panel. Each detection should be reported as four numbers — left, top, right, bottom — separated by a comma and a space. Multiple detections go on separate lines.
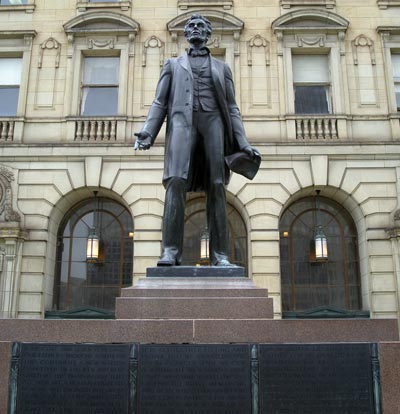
13, 343, 132, 414
138, 344, 251, 414
259, 343, 375, 414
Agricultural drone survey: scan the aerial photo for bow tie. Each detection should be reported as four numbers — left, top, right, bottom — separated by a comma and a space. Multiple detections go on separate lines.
188, 47, 210, 57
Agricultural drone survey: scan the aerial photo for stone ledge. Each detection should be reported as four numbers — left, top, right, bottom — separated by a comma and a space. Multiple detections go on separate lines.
0, 318, 397, 344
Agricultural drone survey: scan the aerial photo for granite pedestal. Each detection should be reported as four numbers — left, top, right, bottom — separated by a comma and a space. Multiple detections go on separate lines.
0, 268, 399, 413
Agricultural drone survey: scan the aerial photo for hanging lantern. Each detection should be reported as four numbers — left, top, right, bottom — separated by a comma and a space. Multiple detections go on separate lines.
200, 228, 210, 265
313, 190, 328, 262
86, 191, 99, 262
314, 225, 328, 262
86, 228, 99, 262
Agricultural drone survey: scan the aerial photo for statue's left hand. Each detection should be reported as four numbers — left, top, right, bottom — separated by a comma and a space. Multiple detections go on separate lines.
242, 145, 261, 159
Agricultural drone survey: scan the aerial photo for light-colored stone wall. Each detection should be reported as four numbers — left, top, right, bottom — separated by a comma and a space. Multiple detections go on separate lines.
0, 0, 400, 321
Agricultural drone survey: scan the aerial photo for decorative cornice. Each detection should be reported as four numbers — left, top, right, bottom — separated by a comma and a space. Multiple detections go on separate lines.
64, 11, 140, 36
272, 9, 349, 34
167, 10, 244, 35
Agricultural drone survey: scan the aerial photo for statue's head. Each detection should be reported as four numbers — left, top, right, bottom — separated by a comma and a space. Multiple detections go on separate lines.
184, 14, 212, 45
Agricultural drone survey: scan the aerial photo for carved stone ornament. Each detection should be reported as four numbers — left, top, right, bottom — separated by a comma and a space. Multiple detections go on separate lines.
352, 34, 376, 66
38, 37, 61, 68
0, 166, 21, 222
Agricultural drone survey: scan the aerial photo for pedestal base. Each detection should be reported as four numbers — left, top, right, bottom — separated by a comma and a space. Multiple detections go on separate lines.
116, 275, 273, 319
146, 265, 245, 277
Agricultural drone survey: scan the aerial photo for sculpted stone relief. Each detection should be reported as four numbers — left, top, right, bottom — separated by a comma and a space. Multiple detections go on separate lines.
0, 166, 20, 223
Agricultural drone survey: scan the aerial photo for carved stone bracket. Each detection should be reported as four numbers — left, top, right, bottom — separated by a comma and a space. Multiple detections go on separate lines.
338, 31, 346, 55
0, 166, 21, 223
67, 34, 74, 58
171, 32, 178, 57
129, 33, 136, 57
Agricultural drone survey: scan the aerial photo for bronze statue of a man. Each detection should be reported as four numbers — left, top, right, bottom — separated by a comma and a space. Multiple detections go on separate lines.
135, 14, 259, 267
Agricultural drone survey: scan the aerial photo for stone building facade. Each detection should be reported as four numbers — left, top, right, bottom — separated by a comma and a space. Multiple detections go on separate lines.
1, 0, 400, 323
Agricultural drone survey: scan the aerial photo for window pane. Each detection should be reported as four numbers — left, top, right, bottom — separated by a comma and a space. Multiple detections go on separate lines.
292, 55, 329, 83
392, 54, 400, 78
0, 58, 22, 85
83, 57, 119, 85
0, 88, 19, 116
81, 87, 118, 116
395, 84, 400, 109
295, 85, 329, 114
0, 0, 28, 5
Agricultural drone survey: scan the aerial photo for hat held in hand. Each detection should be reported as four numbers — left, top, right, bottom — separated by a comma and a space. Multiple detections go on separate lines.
225, 150, 261, 180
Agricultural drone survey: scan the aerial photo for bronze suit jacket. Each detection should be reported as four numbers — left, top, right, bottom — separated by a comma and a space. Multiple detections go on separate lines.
141, 53, 250, 190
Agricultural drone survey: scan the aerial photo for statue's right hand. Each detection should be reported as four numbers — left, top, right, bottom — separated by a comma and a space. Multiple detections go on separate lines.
134, 131, 152, 150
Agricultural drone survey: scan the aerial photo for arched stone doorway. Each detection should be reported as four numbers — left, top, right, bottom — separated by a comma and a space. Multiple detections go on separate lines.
52, 197, 133, 314
280, 196, 363, 314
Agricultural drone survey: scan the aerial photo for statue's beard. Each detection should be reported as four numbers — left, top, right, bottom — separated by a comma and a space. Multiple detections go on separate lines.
187, 33, 208, 44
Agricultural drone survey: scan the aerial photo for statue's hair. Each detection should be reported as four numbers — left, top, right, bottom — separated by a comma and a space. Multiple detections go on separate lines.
184, 14, 212, 40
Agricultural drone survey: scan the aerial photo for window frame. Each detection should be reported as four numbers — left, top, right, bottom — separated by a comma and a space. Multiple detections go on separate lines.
377, 27, 400, 115
0, 0, 35, 13
0, 31, 36, 141
79, 55, 121, 116
272, 10, 348, 117
292, 53, 332, 114
63, 12, 139, 124
391, 53, 400, 111
0, 57, 22, 117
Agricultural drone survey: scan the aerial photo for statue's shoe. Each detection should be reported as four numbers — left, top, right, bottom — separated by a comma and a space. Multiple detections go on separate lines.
213, 259, 239, 267
157, 254, 178, 266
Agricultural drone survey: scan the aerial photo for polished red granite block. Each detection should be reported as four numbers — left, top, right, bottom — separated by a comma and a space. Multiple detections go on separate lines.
379, 341, 400, 414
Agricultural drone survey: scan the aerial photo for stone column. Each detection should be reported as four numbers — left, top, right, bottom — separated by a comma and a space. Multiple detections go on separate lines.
0, 225, 27, 319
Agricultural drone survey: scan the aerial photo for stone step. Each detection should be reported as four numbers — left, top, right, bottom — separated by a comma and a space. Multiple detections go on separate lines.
121, 277, 269, 297
121, 288, 269, 297
115, 297, 274, 320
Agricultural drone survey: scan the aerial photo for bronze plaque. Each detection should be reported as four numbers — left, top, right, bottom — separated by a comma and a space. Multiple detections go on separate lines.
138, 344, 251, 414
13, 343, 132, 414
259, 343, 375, 414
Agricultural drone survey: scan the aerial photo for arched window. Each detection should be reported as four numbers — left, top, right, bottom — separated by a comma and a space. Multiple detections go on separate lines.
280, 196, 362, 314
183, 197, 248, 272
53, 197, 133, 313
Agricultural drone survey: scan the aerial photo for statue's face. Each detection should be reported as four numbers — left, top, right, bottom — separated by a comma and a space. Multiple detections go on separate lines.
185, 18, 208, 44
